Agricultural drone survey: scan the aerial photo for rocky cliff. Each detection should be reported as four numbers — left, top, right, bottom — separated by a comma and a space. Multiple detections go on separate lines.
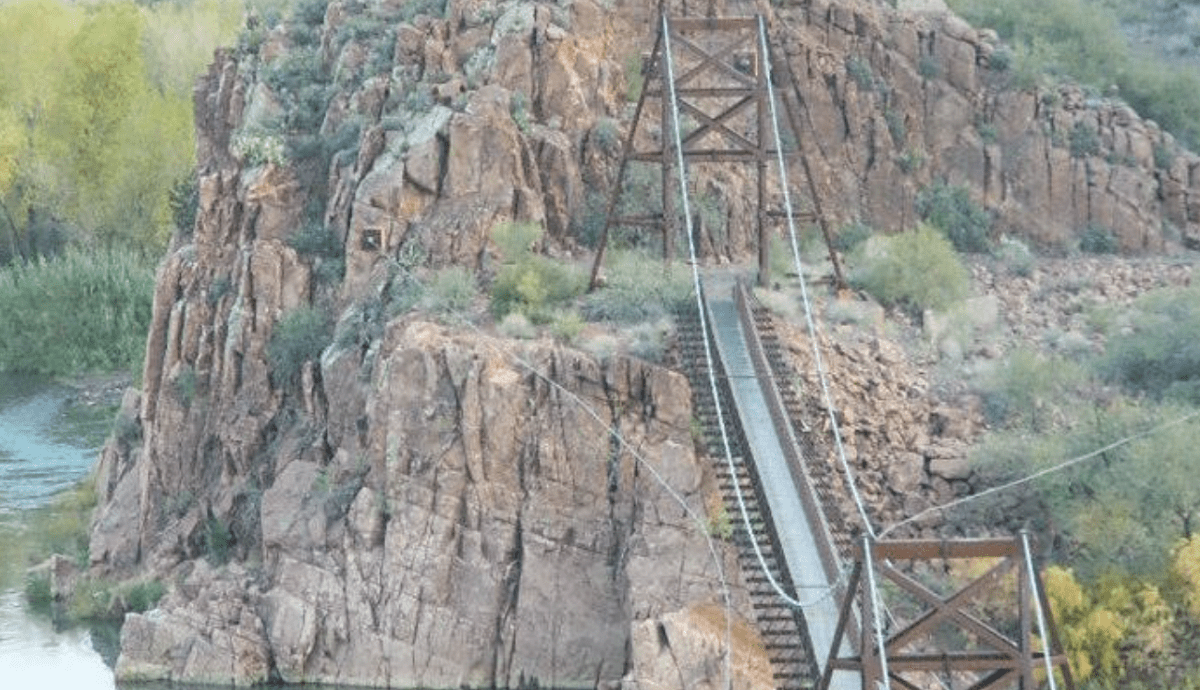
86, 0, 1200, 686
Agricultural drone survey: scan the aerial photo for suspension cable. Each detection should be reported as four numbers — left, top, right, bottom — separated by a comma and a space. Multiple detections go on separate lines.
878, 407, 1200, 538
661, 13, 839, 609
756, 15, 877, 540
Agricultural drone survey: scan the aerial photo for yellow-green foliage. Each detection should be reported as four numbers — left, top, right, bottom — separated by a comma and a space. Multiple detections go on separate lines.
0, 0, 243, 256
1044, 566, 1177, 685
1172, 536, 1200, 619
489, 222, 586, 323
851, 223, 970, 315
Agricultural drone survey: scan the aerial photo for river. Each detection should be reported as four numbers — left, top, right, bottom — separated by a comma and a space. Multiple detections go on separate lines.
0, 372, 121, 688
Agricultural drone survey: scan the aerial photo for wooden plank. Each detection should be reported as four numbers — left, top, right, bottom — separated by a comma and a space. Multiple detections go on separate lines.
859, 538, 1021, 560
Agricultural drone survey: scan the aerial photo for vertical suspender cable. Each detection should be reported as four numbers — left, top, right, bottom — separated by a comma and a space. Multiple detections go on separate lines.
1022, 532, 1059, 690
861, 536, 893, 690
755, 15, 876, 539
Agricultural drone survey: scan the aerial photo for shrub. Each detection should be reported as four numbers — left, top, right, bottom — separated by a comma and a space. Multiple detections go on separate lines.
491, 221, 543, 261
548, 310, 585, 343
509, 91, 531, 133
917, 54, 942, 79
593, 117, 622, 154
421, 266, 478, 316
624, 52, 644, 102
915, 181, 993, 253
896, 147, 925, 174
124, 579, 166, 613
170, 171, 199, 235
0, 247, 154, 376
845, 56, 875, 91
583, 249, 693, 323
231, 132, 287, 167
1069, 121, 1101, 158
203, 516, 232, 565
884, 108, 906, 145
1078, 224, 1118, 254
288, 222, 342, 258
851, 223, 970, 316
491, 256, 586, 323
1099, 285, 1200, 402
995, 235, 1034, 276
977, 348, 1084, 430
498, 312, 537, 339
988, 46, 1013, 71
267, 306, 332, 386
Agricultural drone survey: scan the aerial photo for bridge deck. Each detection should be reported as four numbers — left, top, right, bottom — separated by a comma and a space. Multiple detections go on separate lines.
703, 279, 857, 690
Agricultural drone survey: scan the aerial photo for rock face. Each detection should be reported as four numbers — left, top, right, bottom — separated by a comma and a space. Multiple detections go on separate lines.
87, 0, 1200, 686
89, 1, 758, 686
771, 0, 1200, 252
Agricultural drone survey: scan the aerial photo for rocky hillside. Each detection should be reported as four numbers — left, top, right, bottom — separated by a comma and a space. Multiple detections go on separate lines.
85, 0, 1200, 686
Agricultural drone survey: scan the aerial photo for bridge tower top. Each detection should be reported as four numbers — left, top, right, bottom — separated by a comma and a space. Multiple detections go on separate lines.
586, 11, 845, 289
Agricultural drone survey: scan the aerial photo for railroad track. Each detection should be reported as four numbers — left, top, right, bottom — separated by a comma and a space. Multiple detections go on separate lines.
676, 300, 820, 690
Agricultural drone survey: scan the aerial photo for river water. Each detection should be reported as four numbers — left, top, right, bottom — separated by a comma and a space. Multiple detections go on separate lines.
0, 372, 119, 688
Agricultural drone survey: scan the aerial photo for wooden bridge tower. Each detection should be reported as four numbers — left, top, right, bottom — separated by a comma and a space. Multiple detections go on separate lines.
586, 11, 844, 289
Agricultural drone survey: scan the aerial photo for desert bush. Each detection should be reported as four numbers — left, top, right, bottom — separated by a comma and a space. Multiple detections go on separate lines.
170, 171, 199, 235
624, 52, 644, 102
548, 310, 585, 343
977, 347, 1085, 430
850, 223, 970, 316
915, 181, 992, 253
583, 249, 693, 323
421, 265, 478, 316
267, 306, 332, 386
498, 312, 537, 339
593, 117, 622, 154
491, 255, 586, 323
995, 234, 1034, 276
1099, 285, 1200, 402
0, 247, 154, 375
203, 516, 232, 565
491, 220, 543, 261
1069, 121, 1101, 158
1078, 223, 1118, 254
845, 56, 876, 91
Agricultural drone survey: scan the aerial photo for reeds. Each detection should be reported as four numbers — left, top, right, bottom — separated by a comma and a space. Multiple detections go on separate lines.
0, 247, 154, 375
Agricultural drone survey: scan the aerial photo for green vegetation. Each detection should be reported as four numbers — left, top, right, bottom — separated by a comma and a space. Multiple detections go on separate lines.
0, 0, 247, 261
583, 249, 693, 324
490, 222, 586, 323
0, 247, 154, 375
947, 0, 1200, 149
850, 223, 970, 316
267, 305, 333, 386
420, 265, 479, 317
0, 479, 161, 629
1098, 284, 1200, 402
915, 181, 993, 253
961, 280, 1200, 685
1079, 223, 1119, 254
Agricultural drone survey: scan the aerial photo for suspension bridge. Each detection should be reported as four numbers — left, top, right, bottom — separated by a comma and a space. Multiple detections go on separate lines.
600, 8, 1078, 689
